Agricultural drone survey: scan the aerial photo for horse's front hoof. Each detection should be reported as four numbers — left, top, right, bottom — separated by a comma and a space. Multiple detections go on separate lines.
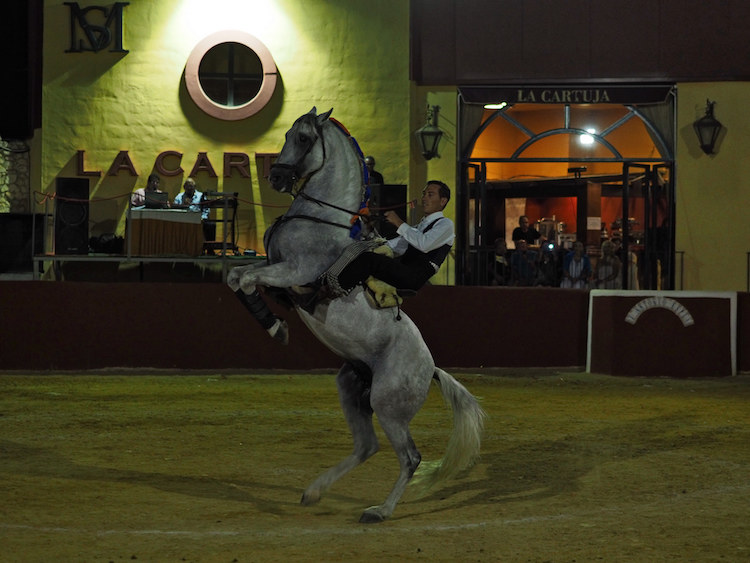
359, 507, 387, 524
269, 319, 289, 345
226, 271, 240, 290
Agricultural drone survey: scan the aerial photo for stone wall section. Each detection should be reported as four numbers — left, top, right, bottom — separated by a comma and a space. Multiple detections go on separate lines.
0, 136, 31, 213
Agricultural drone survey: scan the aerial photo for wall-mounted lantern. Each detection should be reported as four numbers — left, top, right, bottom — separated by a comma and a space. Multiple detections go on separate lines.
415, 105, 443, 160
693, 99, 723, 155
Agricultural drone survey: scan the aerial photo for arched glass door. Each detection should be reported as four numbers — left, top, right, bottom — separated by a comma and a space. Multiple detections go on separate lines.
457, 85, 675, 289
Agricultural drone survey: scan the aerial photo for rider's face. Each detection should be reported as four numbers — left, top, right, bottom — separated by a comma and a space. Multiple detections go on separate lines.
422, 184, 446, 215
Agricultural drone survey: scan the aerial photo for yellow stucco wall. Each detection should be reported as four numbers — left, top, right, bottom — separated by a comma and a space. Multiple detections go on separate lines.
676, 82, 750, 291
36, 2, 750, 291
39, 0, 411, 255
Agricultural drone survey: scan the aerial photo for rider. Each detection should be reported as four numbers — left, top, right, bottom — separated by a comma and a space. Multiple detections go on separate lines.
336, 180, 454, 293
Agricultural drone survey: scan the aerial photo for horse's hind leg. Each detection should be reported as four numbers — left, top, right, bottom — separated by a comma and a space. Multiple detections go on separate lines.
301, 363, 379, 506
356, 360, 431, 523
358, 413, 421, 524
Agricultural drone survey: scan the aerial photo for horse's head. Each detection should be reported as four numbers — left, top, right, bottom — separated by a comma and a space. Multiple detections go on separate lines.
269, 107, 333, 193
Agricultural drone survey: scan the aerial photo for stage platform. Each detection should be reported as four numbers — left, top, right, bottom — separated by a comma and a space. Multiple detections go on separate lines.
32, 253, 263, 282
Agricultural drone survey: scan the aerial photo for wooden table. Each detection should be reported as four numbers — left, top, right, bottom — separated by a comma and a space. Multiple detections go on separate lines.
127, 209, 203, 256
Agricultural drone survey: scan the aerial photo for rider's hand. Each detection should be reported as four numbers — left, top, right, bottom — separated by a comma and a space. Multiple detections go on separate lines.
384, 210, 404, 228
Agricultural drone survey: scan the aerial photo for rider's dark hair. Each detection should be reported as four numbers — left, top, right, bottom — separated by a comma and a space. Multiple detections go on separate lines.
427, 180, 451, 203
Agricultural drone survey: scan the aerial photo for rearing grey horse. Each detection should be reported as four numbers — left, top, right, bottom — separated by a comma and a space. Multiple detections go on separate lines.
227, 108, 485, 523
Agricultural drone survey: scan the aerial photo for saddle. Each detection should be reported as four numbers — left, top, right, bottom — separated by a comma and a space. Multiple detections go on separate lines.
360, 244, 417, 309
269, 243, 415, 314
364, 276, 402, 309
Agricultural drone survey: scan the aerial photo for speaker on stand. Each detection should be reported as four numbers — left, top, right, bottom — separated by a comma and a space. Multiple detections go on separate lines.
368, 184, 407, 240
55, 178, 89, 255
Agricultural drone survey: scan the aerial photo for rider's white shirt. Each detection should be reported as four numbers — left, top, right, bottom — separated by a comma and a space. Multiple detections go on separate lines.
387, 211, 455, 257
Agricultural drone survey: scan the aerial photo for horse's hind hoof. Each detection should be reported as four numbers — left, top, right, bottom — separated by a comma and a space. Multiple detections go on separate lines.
301, 489, 321, 506
359, 507, 387, 524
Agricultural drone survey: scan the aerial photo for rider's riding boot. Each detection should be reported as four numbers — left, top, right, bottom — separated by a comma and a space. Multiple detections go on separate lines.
235, 289, 289, 345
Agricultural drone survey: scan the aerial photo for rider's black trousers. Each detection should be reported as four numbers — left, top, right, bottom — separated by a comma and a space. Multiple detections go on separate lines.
337, 252, 435, 291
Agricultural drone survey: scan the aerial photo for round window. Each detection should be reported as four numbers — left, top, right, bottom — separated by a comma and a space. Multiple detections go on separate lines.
185, 31, 277, 121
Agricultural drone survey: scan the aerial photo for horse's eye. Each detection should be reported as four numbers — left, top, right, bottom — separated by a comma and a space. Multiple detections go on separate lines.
299, 134, 309, 144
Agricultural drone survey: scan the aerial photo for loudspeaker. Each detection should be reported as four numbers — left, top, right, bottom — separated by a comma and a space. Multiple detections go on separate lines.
55, 178, 89, 255
0, 213, 45, 273
369, 184, 407, 239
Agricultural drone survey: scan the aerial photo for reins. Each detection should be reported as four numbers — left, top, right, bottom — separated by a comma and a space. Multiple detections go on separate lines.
296, 190, 369, 220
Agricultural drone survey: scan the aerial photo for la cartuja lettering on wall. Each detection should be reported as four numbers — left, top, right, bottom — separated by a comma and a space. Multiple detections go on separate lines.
516, 89, 612, 104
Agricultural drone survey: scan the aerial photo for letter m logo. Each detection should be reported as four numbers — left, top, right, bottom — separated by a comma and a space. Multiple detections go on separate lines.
65, 2, 129, 53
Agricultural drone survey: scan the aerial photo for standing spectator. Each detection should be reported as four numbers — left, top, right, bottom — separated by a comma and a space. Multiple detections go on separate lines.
511, 215, 542, 245
612, 237, 640, 289
364, 155, 384, 185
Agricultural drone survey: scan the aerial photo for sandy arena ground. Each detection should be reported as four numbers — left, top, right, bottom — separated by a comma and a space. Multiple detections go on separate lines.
1, 370, 749, 562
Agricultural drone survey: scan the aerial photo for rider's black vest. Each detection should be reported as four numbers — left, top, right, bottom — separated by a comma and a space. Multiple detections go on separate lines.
400, 217, 452, 273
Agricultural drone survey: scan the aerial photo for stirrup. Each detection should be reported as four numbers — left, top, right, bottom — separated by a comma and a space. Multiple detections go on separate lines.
364, 276, 403, 309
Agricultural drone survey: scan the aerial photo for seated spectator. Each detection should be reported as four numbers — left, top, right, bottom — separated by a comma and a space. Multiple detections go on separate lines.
511, 239, 538, 286
131, 173, 167, 207
174, 178, 215, 241
560, 241, 591, 289
535, 243, 560, 287
174, 178, 209, 219
593, 240, 622, 289
489, 237, 511, 286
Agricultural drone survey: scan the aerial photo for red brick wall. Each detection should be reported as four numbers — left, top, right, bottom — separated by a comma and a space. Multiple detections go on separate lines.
0, 282, 588, 371
589, 293, 736, 377
3, 282, 746, 374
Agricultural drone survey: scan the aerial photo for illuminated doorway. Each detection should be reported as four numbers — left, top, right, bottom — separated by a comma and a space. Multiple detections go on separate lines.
457, 85, 675, 288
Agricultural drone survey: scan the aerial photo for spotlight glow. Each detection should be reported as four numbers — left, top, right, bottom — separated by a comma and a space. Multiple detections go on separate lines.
580, 128, 596, 145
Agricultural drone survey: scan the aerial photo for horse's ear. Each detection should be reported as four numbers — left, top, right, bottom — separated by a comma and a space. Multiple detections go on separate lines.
317, 108, 333, 125
309, 106, 317, 115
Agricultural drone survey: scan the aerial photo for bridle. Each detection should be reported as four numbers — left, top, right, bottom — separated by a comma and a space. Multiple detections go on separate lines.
270, 116, 368, 230
270, 117, 327, 195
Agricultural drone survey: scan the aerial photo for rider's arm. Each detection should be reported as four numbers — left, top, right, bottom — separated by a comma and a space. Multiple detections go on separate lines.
396, 216, 455, 253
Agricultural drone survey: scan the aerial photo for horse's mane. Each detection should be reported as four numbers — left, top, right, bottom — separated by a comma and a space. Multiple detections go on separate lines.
328, 117, 351, 136
319, 116, 370, 238
327, 117, 368, 183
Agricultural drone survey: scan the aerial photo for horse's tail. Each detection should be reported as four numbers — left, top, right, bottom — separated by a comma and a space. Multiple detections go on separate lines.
411, 368, 487, 494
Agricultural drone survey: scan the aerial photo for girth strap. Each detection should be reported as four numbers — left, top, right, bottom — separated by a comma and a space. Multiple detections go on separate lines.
321, 239, 385, 297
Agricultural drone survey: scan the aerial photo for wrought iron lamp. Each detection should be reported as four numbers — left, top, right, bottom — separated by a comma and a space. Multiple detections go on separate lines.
693, 99, 722, 155
415, 105, 443, 160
